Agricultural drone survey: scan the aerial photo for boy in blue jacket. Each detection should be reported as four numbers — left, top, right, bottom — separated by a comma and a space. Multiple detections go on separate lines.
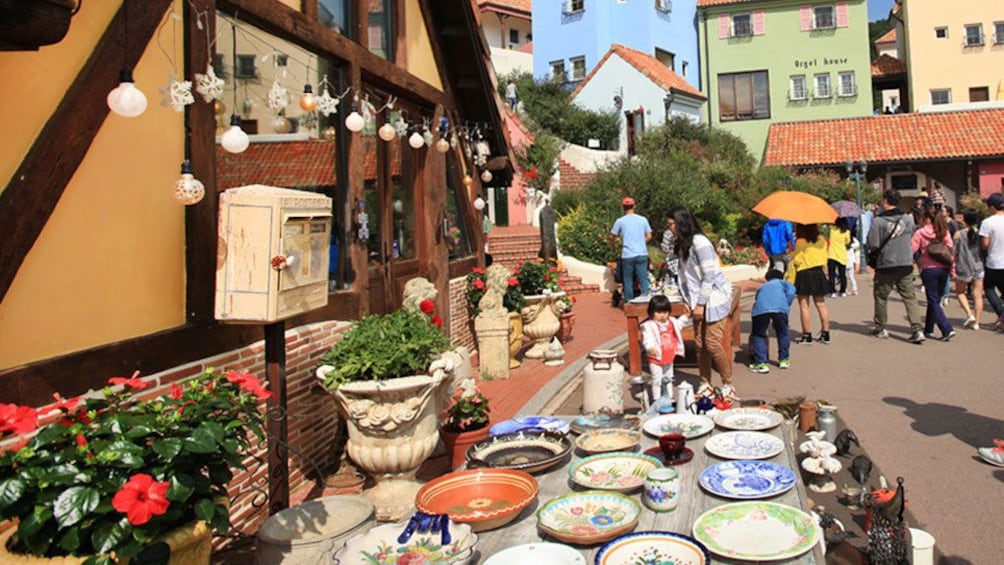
762, 219, 795, 273
749, 269, 796, 373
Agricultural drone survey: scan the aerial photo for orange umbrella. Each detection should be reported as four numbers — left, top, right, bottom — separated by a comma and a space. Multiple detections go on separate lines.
753, 191, 838, 225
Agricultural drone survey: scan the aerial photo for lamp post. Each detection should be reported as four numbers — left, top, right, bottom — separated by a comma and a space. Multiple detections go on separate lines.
845, 159, 868, 270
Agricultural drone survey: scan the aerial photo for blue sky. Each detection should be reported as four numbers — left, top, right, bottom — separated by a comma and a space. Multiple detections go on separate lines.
868, 0, 895, 22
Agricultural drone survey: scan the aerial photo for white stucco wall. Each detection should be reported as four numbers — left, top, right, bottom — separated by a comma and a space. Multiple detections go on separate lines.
480, 13, 532, 50
490, 46, 533, 77
560, 143, 621, 173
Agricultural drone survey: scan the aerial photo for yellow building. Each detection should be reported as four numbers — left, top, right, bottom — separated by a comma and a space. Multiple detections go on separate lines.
898, 0, 1004, 110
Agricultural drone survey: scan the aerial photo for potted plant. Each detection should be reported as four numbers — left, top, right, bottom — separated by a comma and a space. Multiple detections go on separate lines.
556, 292, 577, 343
515, 259, 566, 358
0, 369, 268, 564
466, 267, 525, 367
439, 387, 491, 470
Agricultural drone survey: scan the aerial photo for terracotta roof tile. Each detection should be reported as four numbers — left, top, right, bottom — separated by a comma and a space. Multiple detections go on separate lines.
697, 0, 760, 7
517, 40, 533, 53
871, 54, 906, 77
477, 0, 531, 16
569, 44, 705, 101
763, 109, 1004, 167
875, 28, 896, 44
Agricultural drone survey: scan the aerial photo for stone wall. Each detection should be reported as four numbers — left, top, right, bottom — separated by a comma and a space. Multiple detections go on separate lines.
448, 275, 475, 354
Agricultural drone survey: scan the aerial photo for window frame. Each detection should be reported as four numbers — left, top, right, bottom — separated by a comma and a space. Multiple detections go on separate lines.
717, 70, 770, 122
550, 60, 566, 82
930, 89, 952, 105
964, 23, 984, 46
681, 61, 689, 78
995, 22, 1004, 44
235, 54, 259, 79
789, 75, 807, 101
563, 0, 585, 14
969, 86, 990, 102
934, 26, 948, 39
508, 28, 519, 45
837, 71, 856, 97
570, 56, 587, 81
732, 13, 753, 37
813, 5, 836, 30
813, 73, 831, 99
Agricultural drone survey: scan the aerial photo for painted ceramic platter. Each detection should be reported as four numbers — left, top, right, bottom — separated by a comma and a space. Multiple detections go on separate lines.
692, 501, 821, 561
595, 531, 710, 565
537, 490, 641, 546
712, 408, 784, 431
569, 452, 662, 492
705, 431, 784, 460
490, 416, 570, 437
467, 431, 572, 474
334, 520, 478, 565
575, 429, 642, 455
699, 460, 797, 499
415, 469, 539, 532
569, 414, 641, 435
483, 543, 585, 565
642, 414, 715, 439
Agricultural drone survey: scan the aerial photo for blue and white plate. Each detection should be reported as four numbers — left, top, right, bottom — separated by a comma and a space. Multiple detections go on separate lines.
704, 431, 784, 460
490, 416, 570, 437
699, 460, 797, 499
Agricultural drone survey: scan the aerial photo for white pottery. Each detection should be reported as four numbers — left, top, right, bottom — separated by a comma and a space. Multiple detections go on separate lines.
692, 501, 820, 561
704, 431, 785, 460
333, 520, 478, 565
256, 496, 374, 565
575, 429, 642, 454
643, 467, 680, 513
712, 408, 784, 431
569, 452, 662, 492
642, 414, 714, 439
582, 349, 625, 415
484, 543, 585, 564
522, 292, 565, 358
595, 532, 710, 565
909, 528, 936, 565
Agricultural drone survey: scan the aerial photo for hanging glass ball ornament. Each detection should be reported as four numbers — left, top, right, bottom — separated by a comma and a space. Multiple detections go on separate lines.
324, 126, 337, 142
173, 160, 205, 205
463, 175, 474, 189
481, 169, 493, 183
221, 114, 250, 154
344, 111, 365, 132
299, 84, 317, 112
473, 196, 486, 211
213, 99, 227, 116
378, 122, 398, 142
435, 138, 450, 153
408, 131, 425, 149
272, 115, 292, 134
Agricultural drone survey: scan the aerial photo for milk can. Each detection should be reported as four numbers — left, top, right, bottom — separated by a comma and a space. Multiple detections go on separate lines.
817, 404, 838, 442
582, 349, 624, 414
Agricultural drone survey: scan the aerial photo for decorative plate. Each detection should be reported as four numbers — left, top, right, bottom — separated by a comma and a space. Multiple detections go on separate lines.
334, 520, 478, 565
692, 501, 820, 561
699, 460, 797, 499
415, 469, 539, 532
712, 408, 784, 431
537, 491, 641, 546
575, 429, 642, 454
595, 531, 710, 565
484, 543, 585, 565
642, 414, 715, 439
704, 431, 785, 460
490, 416, 570, 436
569, 452, 662, 492
569, 414, 641, 435
466, 431, 572, 474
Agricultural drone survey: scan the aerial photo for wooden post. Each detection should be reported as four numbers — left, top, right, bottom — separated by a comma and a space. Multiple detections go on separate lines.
264, 321, 289, 514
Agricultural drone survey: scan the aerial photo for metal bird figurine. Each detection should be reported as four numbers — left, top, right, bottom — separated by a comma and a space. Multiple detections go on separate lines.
851, 454, 873, 486
834, 429, 861, 457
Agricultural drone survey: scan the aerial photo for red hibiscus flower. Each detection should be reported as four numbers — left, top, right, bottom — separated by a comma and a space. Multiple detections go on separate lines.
112, 473, 171, 526
0, 404, 38, 435
525, 166, 538, 180
508, 277, 518, 287
108, 371, 150, 390
227, 372, 271, 400
170, 383, 184, 400
419, 299, 435, 314
75, 433, 88, 448
49, 393, 81, 414
431, 315, 443, 328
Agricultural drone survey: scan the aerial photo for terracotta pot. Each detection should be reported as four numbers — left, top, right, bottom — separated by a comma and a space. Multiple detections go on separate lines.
557, 311, 576, 343
799, 402, 818, 433
440, 424, 491, 470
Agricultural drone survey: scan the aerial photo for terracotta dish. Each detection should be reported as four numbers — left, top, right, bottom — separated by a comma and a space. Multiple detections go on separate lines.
415, 469, 539, 532
466, 431, 572, 474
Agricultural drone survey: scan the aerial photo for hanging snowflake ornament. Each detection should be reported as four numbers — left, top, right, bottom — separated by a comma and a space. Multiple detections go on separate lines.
194, 66, 225, 103
394, 116, 409, 137
315, 86, 339, 117
267, 79, 290, 111
159, 75, 195, 112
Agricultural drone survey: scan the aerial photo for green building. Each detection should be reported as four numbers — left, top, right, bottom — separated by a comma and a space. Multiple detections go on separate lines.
697, 0, 873, 161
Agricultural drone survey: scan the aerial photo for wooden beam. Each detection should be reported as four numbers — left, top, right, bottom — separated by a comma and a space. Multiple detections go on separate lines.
0, 0, 175, 303
302, 0, 318, 21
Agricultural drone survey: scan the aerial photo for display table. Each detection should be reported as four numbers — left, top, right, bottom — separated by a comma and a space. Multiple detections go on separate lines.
473, 416, 824, 563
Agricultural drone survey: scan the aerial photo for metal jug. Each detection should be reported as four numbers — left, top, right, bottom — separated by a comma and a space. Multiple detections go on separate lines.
583, 349, 624, 414
675, 381, 694, 416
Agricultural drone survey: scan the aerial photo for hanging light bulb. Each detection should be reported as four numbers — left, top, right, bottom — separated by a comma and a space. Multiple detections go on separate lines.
345, 110, 365, 132
408, 131, 425, 149
299, 84, 317, 112
435, 137, 450, 153
107, 69, 148, 117
272, 114, 292, 134
463, 174, 474, 189
473, 196, 486, 211
213, 100, 227, 116
221, 114, 250, 153
173, 160, 205, 205
378, 122, 397, 142
481, 169, 493, 183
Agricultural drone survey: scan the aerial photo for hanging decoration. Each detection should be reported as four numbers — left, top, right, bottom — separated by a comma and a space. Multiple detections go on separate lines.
374, 96, 399, 142
315, 77, 340, 117
480, 169, 493, 183
267, 79, 290, 111
173, 160, 205, 205
408, 131, 425, 149
344, 95, 365, 132
394, 114, 409, 137
378, 122, 398, 142
473, 196, 486, 211
422, 120, 434, 147
221, 18, 249, 154
435, 116, 451, 153
299, 84, 317, 112
195, 67, 225, 103
107, 0, 147, 118
161, 75, 195, 112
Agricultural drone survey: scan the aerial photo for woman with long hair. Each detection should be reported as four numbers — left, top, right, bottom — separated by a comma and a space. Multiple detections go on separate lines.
669, 207, 736, 399
827, 217, 852, 297
911, 207, 955, 340
953, 211, 985, 330
789, 224, 830, 344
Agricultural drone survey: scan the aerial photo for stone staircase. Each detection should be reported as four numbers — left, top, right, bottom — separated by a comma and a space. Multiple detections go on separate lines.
487, 226, 599, 295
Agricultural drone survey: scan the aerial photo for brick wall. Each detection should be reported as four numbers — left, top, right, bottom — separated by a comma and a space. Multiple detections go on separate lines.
448, 275, 475, 354
558, 157, 599, 191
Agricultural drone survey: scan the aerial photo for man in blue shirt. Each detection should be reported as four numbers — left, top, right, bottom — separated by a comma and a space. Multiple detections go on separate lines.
610, 196, 652, 301
762, 219, 795, 274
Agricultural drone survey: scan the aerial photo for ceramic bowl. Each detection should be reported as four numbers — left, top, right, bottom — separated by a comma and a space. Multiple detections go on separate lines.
712, 408, 784, 431
642, 414, 715, 439
575, 429, 642, 455
333, 520, 478, 565
258, 495, 374, 564
569, 414, 641, 435
568, 452, 662, 492
537, 490, 641, 546
595, 531, 710, 565
466, 431, 572, 474
483, 542, 585, 564
415, 469, 539, 532
490, 416, 571, 436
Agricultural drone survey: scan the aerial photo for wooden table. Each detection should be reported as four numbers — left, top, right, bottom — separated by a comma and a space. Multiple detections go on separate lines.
472, 417, 824, 564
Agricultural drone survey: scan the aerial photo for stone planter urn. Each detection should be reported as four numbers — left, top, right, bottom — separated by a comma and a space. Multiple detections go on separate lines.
508, 311, 523, 368
521, 291, 565, 359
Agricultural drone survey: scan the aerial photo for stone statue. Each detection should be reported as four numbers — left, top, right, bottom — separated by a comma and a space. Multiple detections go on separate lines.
538, 199, 558, 261
475, 264, 512, 380
477, 265, 509, 316
402, 277, 437, 313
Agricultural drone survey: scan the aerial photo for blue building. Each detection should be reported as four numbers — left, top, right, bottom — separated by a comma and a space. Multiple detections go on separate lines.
531, 0, 701, 91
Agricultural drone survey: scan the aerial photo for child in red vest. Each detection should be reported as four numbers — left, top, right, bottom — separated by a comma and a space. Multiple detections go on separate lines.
640, 295, 687, 406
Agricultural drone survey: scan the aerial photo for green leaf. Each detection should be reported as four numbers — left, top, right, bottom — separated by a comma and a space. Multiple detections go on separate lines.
17, 504, 53, 536
57, 525, 81, 552
46, 463, 85, 485
134, 541, 171, 565
0, 477, 26, 510
183, 426, 218, 454
211, 504, 231, 535
124, 425, 154, 439
54, 486, 100, 528
194, 497, 216, 522
91, 518, 132, 554
152, 438, 183, 461
167, 474, 195, 502
104, 441, 145, 467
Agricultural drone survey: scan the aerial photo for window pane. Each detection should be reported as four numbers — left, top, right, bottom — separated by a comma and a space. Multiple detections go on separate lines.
367, 0, 394, 60
815, 7, 834, 28
753, 72, 769, 117
388, 117, 417, 260
446, 153, 473, 259
718, 75, 735, 119
733, 15, 751, 36
362, 137, 383, 267
319, 0, 353, 37
735, 74, 753, 117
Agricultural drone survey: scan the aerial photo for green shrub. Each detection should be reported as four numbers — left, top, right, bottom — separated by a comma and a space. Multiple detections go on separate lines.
557, 204, 620, 265
550, 190, 584, 216
514, 258, 562, 296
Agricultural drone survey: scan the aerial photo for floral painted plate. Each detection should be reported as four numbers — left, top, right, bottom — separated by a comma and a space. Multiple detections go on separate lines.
595, 531, 710, 565
467, 431, 572, 474
699, 460, 797, 499
537, 490, 641, 546
692, 501, 820, 561
704, 431, 785, 460
569, 414, 641, 435
483, 542, 585, 564
712, 408, 784, 431
334, 520, 478, 565
575, 429, 642, 454
568, 452, 662, 492
490, 416, 570, 436
642, 414, 715, 439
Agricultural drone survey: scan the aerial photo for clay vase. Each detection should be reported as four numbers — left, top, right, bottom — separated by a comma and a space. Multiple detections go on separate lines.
799, 402, 818, 432
440, 424, 491, 470
521, 292, 564, 358
557, 311, 577, 343
508, 312, 523, 369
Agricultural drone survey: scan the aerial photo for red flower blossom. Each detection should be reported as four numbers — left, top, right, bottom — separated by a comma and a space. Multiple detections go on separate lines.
112, 473, 171, 526
49, 393, 81, 414
473, 279, 486, 290
0, 404, 38, 435
431, 315, 443, 328
508, 277, 518, 287
549, 266, 557, 273
571, 296, 577, 302
75, 433, 88, 448
170, 383, 184, 400
227, 371, 272, 400
472, 267, 484, 274
108, 371, 150, 390
525, 166, 538, 180
419, 299, 435, 314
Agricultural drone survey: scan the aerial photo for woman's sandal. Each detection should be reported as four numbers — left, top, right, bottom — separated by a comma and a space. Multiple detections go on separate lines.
977, 438, 1004, 468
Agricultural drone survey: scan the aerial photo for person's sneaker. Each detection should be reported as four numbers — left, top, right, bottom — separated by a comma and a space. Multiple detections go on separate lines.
816, 331, 831, 345
872, 328, 890, 339
973, 323, 981, 331
839, 292, 847, 297
963, 316, 976, 329
778, 359, 791, 369
908, 330, 926, 344
795, 333, 813, 345
940, 330, 956, 342
748, 363, 770, 374
941, 297, 950, 307
828, 293, 838, 298
720, 384, 740, 401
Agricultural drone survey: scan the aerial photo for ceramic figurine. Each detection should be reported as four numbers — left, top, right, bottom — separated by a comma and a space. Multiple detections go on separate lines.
867, 477, 909, 564
834, 429, 861, 457
646, 376, 674, 415
799, 430, 842, 493
851, 454, 873, 486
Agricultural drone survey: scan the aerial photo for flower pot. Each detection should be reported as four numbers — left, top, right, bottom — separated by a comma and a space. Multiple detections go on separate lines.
440, 424, 491, 470
799, 402, 818, 433
557, 311, 576, 343
521, 292, 564, 359
508, 312, 523, 368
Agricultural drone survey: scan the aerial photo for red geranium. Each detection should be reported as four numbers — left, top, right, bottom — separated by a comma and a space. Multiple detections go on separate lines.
419, 299, 435, 314
431, 315, 443, 328
508, 277, 518, 287
473, 279, 486, 290
75, 433, 88, 448
0, 404, 38, 435
226, 371, 271, 400
112, 473, 170, 526
525, 166, 538, 180
170, 383, 184, 400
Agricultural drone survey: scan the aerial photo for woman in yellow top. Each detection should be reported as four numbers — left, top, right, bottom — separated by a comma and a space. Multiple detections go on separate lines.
787, 224, 831, 345
827, 218, 852, 298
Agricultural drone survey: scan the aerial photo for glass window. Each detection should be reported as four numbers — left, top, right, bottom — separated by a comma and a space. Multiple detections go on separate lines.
814, 74, 831, 98
570, 57, 586, 80
934, 27, 948, 39
509, 29, 519, 45
564, 0, 584, 14
550, 60, 566, 81
837, 72, 856, 96
732, 14, 752, 37
362, 136, 383, 268
995, 22, 1004, 44
813, 6, 835, 29
718, 71, 769, 121
386, 110, 417, 261
930, 89, 951, 105
445, 153, 474, 260
367, 0, 395, 61
682, 61, 688, 77
964, 24, 983, 46
319, 0, 354, 36
790, 75, 807, 100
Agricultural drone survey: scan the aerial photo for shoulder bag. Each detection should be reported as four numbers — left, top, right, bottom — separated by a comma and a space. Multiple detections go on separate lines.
867, 218, 902, 269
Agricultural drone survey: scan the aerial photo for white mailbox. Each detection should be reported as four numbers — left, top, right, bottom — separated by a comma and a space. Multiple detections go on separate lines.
215, 185, 333, 323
